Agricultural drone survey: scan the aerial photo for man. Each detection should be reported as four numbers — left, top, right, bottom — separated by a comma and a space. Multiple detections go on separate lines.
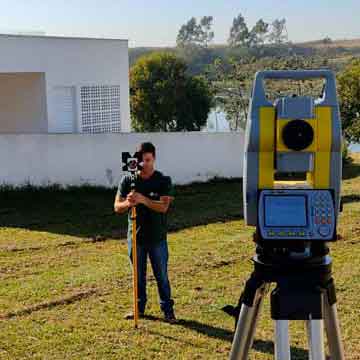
114, 142, 176, 322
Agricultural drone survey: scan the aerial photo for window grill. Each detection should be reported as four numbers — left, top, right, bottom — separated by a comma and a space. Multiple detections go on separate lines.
80, 85, 121, 133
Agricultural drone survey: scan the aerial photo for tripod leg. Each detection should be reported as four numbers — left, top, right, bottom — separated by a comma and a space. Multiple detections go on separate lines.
306, 319, 325, 360
243, 284, 269, 354
229, 287, 265, 360
323, 293, 345, 360
274, 320, 290, 360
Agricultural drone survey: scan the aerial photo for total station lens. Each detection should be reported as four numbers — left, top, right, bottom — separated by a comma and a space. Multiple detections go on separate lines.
282, 119, 314, 151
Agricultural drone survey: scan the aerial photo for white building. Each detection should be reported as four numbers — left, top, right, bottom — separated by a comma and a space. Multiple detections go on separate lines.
0, 34, 131, 134
0, 34, 245, 187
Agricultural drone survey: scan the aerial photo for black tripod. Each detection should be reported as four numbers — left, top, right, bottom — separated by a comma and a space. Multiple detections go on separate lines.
227, 240, 345, 360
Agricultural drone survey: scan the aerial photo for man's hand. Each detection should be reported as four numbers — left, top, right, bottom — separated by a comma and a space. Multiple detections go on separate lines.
127, 191, 146, 206
114, 195, 132, 214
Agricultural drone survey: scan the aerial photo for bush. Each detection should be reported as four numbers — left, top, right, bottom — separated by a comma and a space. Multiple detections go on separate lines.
130, 52, 213, 132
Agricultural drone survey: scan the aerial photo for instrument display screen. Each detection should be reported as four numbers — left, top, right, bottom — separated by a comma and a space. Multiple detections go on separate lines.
264, 195, 307, 227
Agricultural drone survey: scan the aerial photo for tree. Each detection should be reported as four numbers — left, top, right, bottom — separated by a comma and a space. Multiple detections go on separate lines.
208, 56, 330, 131
337, 59, 360, 143
176, 16, 214, 49
176, 16, 215, 74
228, 15, 269, 49
268, 18, 288, 45
249, 19, 269, 47
322, 37, 332, 45
228, 14, 250, 47
207, 57, 257, 131
130, 52, 213, 132
177, 17, 199, 48
199, 16, 215, 47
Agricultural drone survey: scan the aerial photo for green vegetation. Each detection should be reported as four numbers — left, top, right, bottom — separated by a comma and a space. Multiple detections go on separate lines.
130, 52, 213, 132
129, 16, 360, 139
207, 55, 330, 131
127, 14, 360, 140
338, 59, 360, 143
0, 154, 359, 359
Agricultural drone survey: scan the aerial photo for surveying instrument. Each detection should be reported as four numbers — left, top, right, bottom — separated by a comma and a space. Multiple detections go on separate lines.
122, 151, 143, 328
227, 70, 345, 359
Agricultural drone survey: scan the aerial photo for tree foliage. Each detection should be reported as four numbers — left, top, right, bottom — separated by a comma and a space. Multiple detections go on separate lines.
228, 14, 250, 47
226, 14, 290, 49
176, 16, 216, 75
228, 14, 270, 48
208, 56, 330, 131
249, 19, 269, 47
337, 59, 360, 143
268, 18, 288, 45
130, 52, 213, 132
176, 16, 214, 49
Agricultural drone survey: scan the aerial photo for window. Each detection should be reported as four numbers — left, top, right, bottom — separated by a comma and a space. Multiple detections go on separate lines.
53, 86, 76, 133
80, 85, 121, 133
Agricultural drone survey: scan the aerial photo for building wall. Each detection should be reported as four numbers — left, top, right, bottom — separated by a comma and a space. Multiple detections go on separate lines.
0, 35, 130, 133
0, 73, 47, 133
0, 132, 244, 187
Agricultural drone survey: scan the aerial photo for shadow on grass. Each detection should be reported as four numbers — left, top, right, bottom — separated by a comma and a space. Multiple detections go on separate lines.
342, 157, 360, 180
341, 194, 360, 204
0, 179, 243, 240
144, 315, 309, 358
0, 288, 100, 320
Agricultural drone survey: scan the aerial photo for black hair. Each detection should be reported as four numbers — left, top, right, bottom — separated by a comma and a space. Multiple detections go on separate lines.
138, 142, 156, 158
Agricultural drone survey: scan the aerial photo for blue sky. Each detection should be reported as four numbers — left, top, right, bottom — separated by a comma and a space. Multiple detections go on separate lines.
0, 0, 359, 47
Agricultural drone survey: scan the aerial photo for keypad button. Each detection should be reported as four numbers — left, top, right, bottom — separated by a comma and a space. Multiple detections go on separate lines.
319, 225, 330, 237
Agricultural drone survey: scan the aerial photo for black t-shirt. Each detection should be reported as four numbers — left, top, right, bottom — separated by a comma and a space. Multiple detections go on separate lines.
117, 171, 174, 246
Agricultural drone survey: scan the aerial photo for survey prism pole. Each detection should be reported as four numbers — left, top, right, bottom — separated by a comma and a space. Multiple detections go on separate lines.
121, 151, 143, 329
131, 202, 139, 328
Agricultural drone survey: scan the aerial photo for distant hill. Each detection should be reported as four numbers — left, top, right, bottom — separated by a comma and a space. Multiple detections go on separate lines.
298, 38, 360, 49
129, 38, 360, 74
129, 37, 360, 55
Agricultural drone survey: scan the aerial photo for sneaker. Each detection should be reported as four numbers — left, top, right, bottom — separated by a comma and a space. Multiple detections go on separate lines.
164, 310, 177, 324
123, 311, 145, 320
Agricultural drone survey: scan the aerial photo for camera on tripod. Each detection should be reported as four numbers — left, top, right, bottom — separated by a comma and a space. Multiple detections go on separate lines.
243, 70, 342, 247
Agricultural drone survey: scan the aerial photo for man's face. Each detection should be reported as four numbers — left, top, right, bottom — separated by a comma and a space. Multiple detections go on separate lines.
142, 152, 155, 173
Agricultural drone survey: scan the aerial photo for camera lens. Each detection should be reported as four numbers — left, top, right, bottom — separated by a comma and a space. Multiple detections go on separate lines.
282, 119, 314, 151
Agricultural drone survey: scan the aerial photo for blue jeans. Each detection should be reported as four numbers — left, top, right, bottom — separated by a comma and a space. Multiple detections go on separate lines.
128, 240, 174, 314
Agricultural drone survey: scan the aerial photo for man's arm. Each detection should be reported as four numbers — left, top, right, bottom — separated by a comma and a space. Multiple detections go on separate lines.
127, 192, 173, 214
114, 175, 133, 214
144, 195, 173, 213
114, 194, 132, 214
139, 175, 174, 213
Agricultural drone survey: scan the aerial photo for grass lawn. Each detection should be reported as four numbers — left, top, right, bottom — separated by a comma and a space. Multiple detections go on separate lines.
0, 154, 359, 360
